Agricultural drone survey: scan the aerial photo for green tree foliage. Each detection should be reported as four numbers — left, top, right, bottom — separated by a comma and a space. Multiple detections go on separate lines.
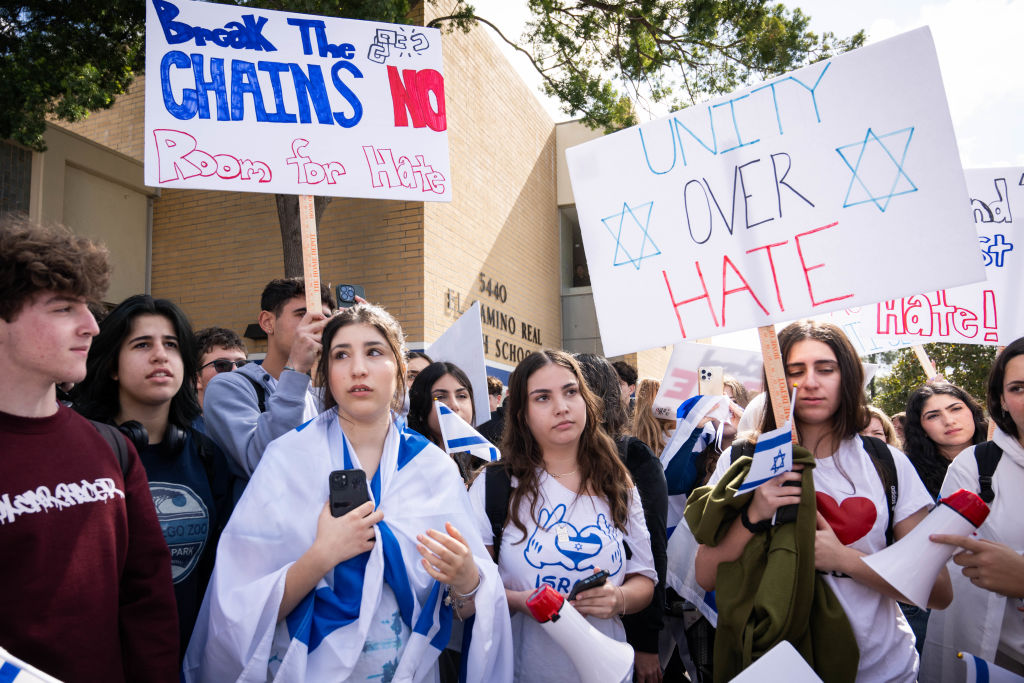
432, 0, 865, 131
870, 344, 997, 417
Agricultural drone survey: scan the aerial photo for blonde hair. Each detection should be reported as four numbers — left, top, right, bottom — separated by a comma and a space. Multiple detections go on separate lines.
631, 378, 676, 456
863, 405, 898, 446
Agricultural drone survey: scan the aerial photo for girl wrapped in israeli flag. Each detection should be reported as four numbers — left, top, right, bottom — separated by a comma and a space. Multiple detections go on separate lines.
182, 303, 513, 682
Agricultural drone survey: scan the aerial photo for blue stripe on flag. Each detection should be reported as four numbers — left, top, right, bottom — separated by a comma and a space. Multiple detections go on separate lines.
972, 655, 990, 683
448, 436, 488, 449
379, 521, 415, 629
459, 614, 475, 683
397, 428, 431, 471
288, 551, 369, 650
754, 430, 791, 453
410, 581, 454, 651
736, 475, 776, 493
0, 662, 21, 683
677, 396, 702, 419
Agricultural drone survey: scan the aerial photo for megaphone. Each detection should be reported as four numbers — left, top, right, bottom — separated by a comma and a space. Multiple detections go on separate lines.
526, 585, 634, 682
862, 488, 990, 608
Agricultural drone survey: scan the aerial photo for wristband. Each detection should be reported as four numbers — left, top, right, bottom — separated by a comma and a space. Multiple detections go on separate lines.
740, 505, 771, 534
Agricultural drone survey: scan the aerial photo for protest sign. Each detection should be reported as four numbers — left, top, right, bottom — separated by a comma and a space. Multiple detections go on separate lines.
820, 167, 1024, 352
428, 301, 491, 422
653, 341, 763, 418
144, 0, 450, 200
565, 28, 984, 357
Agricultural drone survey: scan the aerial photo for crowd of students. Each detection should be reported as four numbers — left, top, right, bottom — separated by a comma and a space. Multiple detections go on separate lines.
2, 215, 1023, 682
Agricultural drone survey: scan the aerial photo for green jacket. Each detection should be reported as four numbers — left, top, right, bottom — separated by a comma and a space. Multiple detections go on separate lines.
684, 444, 859, 682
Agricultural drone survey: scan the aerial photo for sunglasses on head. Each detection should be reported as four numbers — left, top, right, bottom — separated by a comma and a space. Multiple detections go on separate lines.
201, 358, 248, 373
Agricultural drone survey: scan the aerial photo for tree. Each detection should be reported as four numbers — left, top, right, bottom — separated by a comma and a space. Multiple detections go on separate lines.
869, 344, 997, 417
2, 0, 862, 273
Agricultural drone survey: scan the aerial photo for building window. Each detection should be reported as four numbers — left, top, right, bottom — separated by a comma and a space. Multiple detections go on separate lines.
560, 205, 590, 290
0, 140, 32, 215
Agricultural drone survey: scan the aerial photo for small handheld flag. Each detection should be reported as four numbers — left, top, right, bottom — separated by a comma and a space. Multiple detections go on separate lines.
435, 400, 500, 462
0, 647, 62, 682
735, 421, 794, 495
959, 652, 1024, 683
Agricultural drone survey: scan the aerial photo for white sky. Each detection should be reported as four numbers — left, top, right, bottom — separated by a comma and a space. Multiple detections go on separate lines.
470, 0, 1024, 168
469, 0, 1024, 353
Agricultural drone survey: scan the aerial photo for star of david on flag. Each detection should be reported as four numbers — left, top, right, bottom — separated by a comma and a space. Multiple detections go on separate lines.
735, 421, 794, 495
435, 401, 500, 461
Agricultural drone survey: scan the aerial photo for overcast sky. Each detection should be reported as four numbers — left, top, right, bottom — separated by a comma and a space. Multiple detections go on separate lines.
470, 0, 1024, 168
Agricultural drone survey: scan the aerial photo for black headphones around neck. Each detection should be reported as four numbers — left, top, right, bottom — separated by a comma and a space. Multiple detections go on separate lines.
117, 420, 187, 457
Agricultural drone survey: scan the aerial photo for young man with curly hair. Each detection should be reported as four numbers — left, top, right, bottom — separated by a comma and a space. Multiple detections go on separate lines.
0, 216, 178, 681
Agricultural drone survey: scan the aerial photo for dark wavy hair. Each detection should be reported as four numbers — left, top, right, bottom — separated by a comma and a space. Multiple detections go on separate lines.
316, 303, 407, 413
573, 352, 628, 438
495, 350, 633, 542
260, 277, 334, 315
988, 337, 1024, 439
74, 294, 200, 431
0, 215, 110, 321
759, 320, 870, 441
904, 381, 987, 498
407, 361, 476, 445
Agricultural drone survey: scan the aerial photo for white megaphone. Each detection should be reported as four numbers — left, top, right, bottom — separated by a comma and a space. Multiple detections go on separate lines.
526, 585, 634, 682
862, 488, 990, 608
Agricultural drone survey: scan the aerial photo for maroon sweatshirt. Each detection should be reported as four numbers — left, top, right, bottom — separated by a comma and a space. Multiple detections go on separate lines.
0, 405, 178, 682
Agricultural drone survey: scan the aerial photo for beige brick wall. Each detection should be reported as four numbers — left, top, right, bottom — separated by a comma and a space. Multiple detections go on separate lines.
58, 78, 145, 163
422, 6, 559, 365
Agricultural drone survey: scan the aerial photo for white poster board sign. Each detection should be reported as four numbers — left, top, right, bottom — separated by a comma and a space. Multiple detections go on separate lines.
428, 302, 491, 424
144, 0, 450, 200
652, 342, 764, 418
566, 28, 984, 357
820, 167, 1024, 353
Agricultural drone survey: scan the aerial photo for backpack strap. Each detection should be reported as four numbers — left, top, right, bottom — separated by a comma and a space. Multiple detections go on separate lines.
974, 440, 1003, 504
241, 373, 267, 413
861, 435, 898, 546
89, 419, 131, 477
485, 463, 512, 565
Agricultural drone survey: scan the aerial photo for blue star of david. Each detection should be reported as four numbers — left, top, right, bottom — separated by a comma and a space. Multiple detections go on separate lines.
836, 127, 918, 212
770, 449, 787, 474
601, 201, 660, 270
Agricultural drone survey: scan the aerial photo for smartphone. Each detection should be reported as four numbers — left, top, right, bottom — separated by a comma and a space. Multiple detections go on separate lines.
335, 284, 365, 309
774, 479, 802, 525
567, 569, 610, 601
329, 469, 370, 518
698, 366, 724, 396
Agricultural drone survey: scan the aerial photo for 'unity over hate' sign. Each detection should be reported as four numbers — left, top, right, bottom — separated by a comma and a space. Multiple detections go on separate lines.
144, 0, 450, 201
566, 28, 985, 357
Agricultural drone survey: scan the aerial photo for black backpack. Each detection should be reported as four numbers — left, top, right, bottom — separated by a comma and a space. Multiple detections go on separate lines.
973, 441, 1003, 504
730, 434, 899, 545
89, 419, 132, 476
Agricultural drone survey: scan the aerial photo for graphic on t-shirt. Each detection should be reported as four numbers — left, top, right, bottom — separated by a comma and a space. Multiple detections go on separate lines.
149, 482, 209, 583
524, 504, 623, 575
0, 477, 124, 525
816, 492, 876, 545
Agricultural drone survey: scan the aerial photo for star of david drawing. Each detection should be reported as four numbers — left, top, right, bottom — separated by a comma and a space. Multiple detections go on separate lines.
770, 449, 787, 474
601, 201, 660, 270
835, 127, 918, 212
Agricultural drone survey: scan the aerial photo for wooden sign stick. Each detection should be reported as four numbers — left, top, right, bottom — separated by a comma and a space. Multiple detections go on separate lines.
911, 344, 938, 380
299, 195, 322, 313
757, 325, 797, 444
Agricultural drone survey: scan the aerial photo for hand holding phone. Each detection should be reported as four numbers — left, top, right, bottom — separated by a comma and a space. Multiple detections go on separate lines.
568, 569, 610, 601
329, 469, 370, 518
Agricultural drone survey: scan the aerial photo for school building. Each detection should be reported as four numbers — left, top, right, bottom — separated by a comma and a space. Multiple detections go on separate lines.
0, 4, 671, 383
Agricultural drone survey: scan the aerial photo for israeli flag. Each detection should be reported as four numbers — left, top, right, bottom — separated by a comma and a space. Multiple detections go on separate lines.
960, 652, 1024, 683
0, 648, 61, 682
660, 395, 732, 538
435, 401, 500, 462
735, 422, 793, 495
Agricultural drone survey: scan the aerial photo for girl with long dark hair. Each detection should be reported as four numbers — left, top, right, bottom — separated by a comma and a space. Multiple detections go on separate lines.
903, 381, 987, 499
690, 320, 951, 681
407, 360, 481, 481
74, 294, 233, 658
469, 350, 656, 682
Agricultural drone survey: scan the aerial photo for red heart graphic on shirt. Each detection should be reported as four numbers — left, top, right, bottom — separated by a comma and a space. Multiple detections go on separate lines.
815, 492, 876, 545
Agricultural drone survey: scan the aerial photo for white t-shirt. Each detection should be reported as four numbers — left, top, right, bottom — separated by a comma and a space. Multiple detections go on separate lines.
710, 436, 933, 682
468, 470, 657, 683
349, 585, 410, 682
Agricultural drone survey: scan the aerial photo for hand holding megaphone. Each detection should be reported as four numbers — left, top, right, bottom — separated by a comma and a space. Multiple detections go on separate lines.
526, 584, 634, 683
862, 489, 990, 608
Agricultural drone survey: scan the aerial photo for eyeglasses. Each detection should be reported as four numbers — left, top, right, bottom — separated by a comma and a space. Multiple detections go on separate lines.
201, 358, 248, 373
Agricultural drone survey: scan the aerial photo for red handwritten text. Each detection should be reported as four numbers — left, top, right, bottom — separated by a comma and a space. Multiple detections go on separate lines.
285, 139, 346, 185
362, 146, 446, 194
153, 129, 271, 183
